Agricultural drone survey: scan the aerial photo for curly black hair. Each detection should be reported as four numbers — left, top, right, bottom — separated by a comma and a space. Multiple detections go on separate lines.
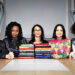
70, 23, 75, 34
52, 24, 66, 39
5, 22, 23, 41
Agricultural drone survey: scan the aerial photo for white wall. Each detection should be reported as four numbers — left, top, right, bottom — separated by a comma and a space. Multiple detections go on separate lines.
68, 0, 75, 39
5, 0, 68, 39
0, 0, 5, 40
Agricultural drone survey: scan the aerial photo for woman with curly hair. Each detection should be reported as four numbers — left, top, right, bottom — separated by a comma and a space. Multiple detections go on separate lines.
3, 22, 27, 59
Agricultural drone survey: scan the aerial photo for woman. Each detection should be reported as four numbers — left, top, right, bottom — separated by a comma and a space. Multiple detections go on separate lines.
70, 23, 75, 59
49, 24, 71, 59
29, 24, 48, 44
3, 22, 27, 59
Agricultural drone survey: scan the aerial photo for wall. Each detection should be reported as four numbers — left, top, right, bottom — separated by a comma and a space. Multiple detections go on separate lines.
68, 0, 75, 39
0, 0, 6, 40
4, 0, 68, 39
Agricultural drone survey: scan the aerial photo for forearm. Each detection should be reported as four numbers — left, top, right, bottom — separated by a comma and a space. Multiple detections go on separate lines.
50, 53, 66, 59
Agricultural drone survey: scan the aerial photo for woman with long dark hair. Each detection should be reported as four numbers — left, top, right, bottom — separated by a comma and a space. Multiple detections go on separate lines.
49, 24, 71, 59
3, 22, 27, 59
29, 24, 48, 44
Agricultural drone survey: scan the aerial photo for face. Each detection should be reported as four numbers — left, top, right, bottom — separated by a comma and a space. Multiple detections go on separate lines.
11, 26, 19, 38
33, 26, 42, 37
56, 26, 63, 38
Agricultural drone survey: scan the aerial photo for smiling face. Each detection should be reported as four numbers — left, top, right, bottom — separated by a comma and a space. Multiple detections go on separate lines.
33, 26, 42, 37
56, 26, 63, 39
11, 26, 19, 38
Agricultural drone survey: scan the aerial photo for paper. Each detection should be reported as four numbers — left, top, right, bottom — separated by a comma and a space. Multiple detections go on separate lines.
1, 59, 69, 71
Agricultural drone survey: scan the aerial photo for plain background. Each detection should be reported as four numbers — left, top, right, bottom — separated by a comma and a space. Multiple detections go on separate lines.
0, 0, 75, 39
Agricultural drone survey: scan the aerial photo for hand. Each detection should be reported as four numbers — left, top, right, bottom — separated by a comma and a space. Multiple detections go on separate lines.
6, 54, 11, 59
73, 57, 75, 59
9, 52, 14, 59
53, 54, 61, 59
6, 52, 14, 59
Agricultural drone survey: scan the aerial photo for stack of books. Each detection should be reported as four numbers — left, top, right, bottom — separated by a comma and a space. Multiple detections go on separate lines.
35, 43, 51, 58
18, 44, 34, 59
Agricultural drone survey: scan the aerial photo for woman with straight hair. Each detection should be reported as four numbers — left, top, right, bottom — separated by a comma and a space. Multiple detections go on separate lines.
49, 24, 71, 59
29, 24, 48, 44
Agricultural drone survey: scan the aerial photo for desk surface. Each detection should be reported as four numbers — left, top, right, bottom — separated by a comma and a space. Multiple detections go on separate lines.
0, 59, 75, 75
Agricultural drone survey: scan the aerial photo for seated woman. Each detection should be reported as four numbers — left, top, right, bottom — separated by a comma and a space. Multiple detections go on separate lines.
3, 22, 27, 59
49, 24, 71, 59
29, 24, 48, 44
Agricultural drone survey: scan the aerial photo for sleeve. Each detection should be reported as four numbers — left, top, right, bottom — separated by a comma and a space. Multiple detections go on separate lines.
21, 38, 27, 44
0, 53, 6, 59
59, 39, 71, 59
3, 38, 27, 52
3, 39, 14, 52
49, 40, 56, 51
49, 40, 56, 58
0, 41, 8, 59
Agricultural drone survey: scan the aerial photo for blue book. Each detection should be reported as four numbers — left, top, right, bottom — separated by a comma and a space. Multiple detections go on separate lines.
35, 54, 51, 58
21, 44, 34, 47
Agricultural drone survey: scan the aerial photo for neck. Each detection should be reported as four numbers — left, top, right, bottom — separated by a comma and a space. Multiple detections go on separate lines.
12, 37, 17, 40
34, 36, 42, 44
57, 37, 62, 40
35, 36, 41, 42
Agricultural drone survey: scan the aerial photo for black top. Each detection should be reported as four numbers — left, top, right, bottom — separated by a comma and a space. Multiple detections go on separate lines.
0, 40, 8, 59
29, 40, 48, 44
3, 37, 27, 57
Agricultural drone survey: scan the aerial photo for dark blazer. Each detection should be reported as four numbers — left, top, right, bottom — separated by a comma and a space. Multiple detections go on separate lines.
0, 40, 8, 59
3, 37, 27, 57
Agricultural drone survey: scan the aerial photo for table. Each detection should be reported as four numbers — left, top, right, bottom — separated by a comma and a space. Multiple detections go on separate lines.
0, 59, 75, 75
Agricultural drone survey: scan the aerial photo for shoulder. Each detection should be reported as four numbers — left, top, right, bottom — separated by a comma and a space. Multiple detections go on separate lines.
63, 38, 70, 42
29, 40, 33, 44
21, 37, 27, 41
42, 40, 48, 43
0, 40, 5, 46
64, 38, 71, 43
3, 38, 8, 42
21, 37, 27, 44
0, 40, 3, 43
49, 39, 56, 42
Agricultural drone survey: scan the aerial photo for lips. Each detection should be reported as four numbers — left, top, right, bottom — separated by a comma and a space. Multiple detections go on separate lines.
13, 35, 17, 37
57, 34, 61, 35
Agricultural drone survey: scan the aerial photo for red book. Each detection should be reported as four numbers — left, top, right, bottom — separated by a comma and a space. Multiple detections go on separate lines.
35, 43, 50, 46
19, 48, 34, 50
17, 57, 34, 59
35, 48, 51, 50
